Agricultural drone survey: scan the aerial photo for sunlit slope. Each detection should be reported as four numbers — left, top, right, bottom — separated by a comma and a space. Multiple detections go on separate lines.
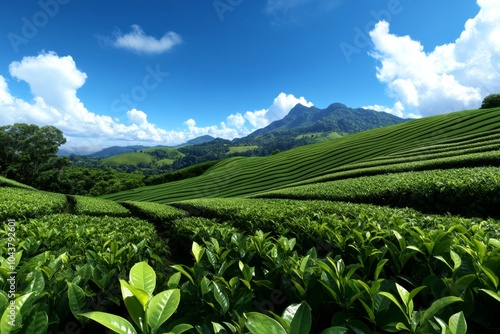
102, 107, 500, 203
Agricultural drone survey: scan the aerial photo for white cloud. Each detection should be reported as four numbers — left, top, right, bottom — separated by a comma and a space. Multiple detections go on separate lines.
362, 101, 405, 118
243, 92, 314, 129
111, 25, 182, 54
227, 113, 246, 128
1, 52, 309, 154
368, 0, 500, 117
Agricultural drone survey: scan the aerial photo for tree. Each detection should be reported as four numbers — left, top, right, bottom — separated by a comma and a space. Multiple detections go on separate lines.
481, 94, 500, 109
0, 123, 67, 185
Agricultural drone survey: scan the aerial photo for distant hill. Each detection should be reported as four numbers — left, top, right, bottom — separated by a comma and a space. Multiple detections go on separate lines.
181, 135, 215, 146
246, 103, 407, 138
102, 152, 154, 166
88, 145, 149, 158
87, 135, 215, 158
102, 147, 185, 168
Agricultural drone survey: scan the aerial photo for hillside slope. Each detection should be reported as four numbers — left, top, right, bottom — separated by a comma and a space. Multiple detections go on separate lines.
102, 107, 500, 203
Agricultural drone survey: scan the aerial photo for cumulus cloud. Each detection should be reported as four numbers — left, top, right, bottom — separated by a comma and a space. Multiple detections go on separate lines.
0, 52, 310, 154
368, 0, 500, 117
109, 25, 182, 54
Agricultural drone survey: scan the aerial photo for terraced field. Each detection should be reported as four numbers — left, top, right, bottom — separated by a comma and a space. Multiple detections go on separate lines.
2, 166, 500, 332
2, 107, 500, 333
102, 107, 500, 203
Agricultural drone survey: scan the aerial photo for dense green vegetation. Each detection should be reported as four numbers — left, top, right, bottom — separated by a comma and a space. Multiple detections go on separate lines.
70, 195, 131, 217
0, 187, 67, 220
1, 106, 500, 333
103, 107, 500, 203
2, 179, 499, 332
0, 123, 69, 186
481, 94, 500, 109
256, 166, 500, 218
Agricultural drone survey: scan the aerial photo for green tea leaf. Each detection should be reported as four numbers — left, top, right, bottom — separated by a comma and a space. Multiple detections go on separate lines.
450, 250, 462, 272
22, 309, 48, 334
449, 311, 467, 334
245, 312, 287, 334
374, 259, 388, 280
319, 326, 349, 334
192, 241, 205, 264
129, 261, 156, 297
146, 289, 180, 332
170, 264, 194, 284
282, 302, 312, 334
80, 311, 137, 334
421, 296, 462, 324
68, 283, 87, 323
0, 292, 33, 333
168, 323, 194, 334
120, 280, 147, 330
167, 272, 181, 289
396, 283, 410, 307
480, 265, 499, 289
479, 289, 500, 303
213, 281, 230, 314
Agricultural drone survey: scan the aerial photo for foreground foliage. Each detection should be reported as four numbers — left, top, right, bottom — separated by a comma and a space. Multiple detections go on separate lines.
0, 189, 171, 332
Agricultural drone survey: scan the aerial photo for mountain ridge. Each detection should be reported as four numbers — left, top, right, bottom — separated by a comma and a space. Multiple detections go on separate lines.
246, 103, 407, 138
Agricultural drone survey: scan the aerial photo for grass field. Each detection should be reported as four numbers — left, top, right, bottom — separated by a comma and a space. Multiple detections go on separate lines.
102, 107, 500, 203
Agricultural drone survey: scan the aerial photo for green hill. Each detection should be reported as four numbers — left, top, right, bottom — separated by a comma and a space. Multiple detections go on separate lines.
101, 152, 154, 166
140, 146, 185, 159
101, 147, 185, 167
102, 107, 500, 203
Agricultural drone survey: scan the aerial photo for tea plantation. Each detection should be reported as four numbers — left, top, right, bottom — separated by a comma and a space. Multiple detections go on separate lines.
1, 107, 500, 333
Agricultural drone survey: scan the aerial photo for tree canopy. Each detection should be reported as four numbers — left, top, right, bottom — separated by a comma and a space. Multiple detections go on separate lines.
481, 94, 500, 109
0, 123, 68, 185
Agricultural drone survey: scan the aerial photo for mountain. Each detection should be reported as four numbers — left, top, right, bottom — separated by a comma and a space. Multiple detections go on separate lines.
88, 145, 150, 158
246, 103, 406, 138
180, 135, 215, 146
87, 135, 215, 158
231, 103, 407, 155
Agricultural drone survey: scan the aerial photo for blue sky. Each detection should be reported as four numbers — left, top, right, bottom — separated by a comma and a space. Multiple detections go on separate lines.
0, 0, 498, 153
